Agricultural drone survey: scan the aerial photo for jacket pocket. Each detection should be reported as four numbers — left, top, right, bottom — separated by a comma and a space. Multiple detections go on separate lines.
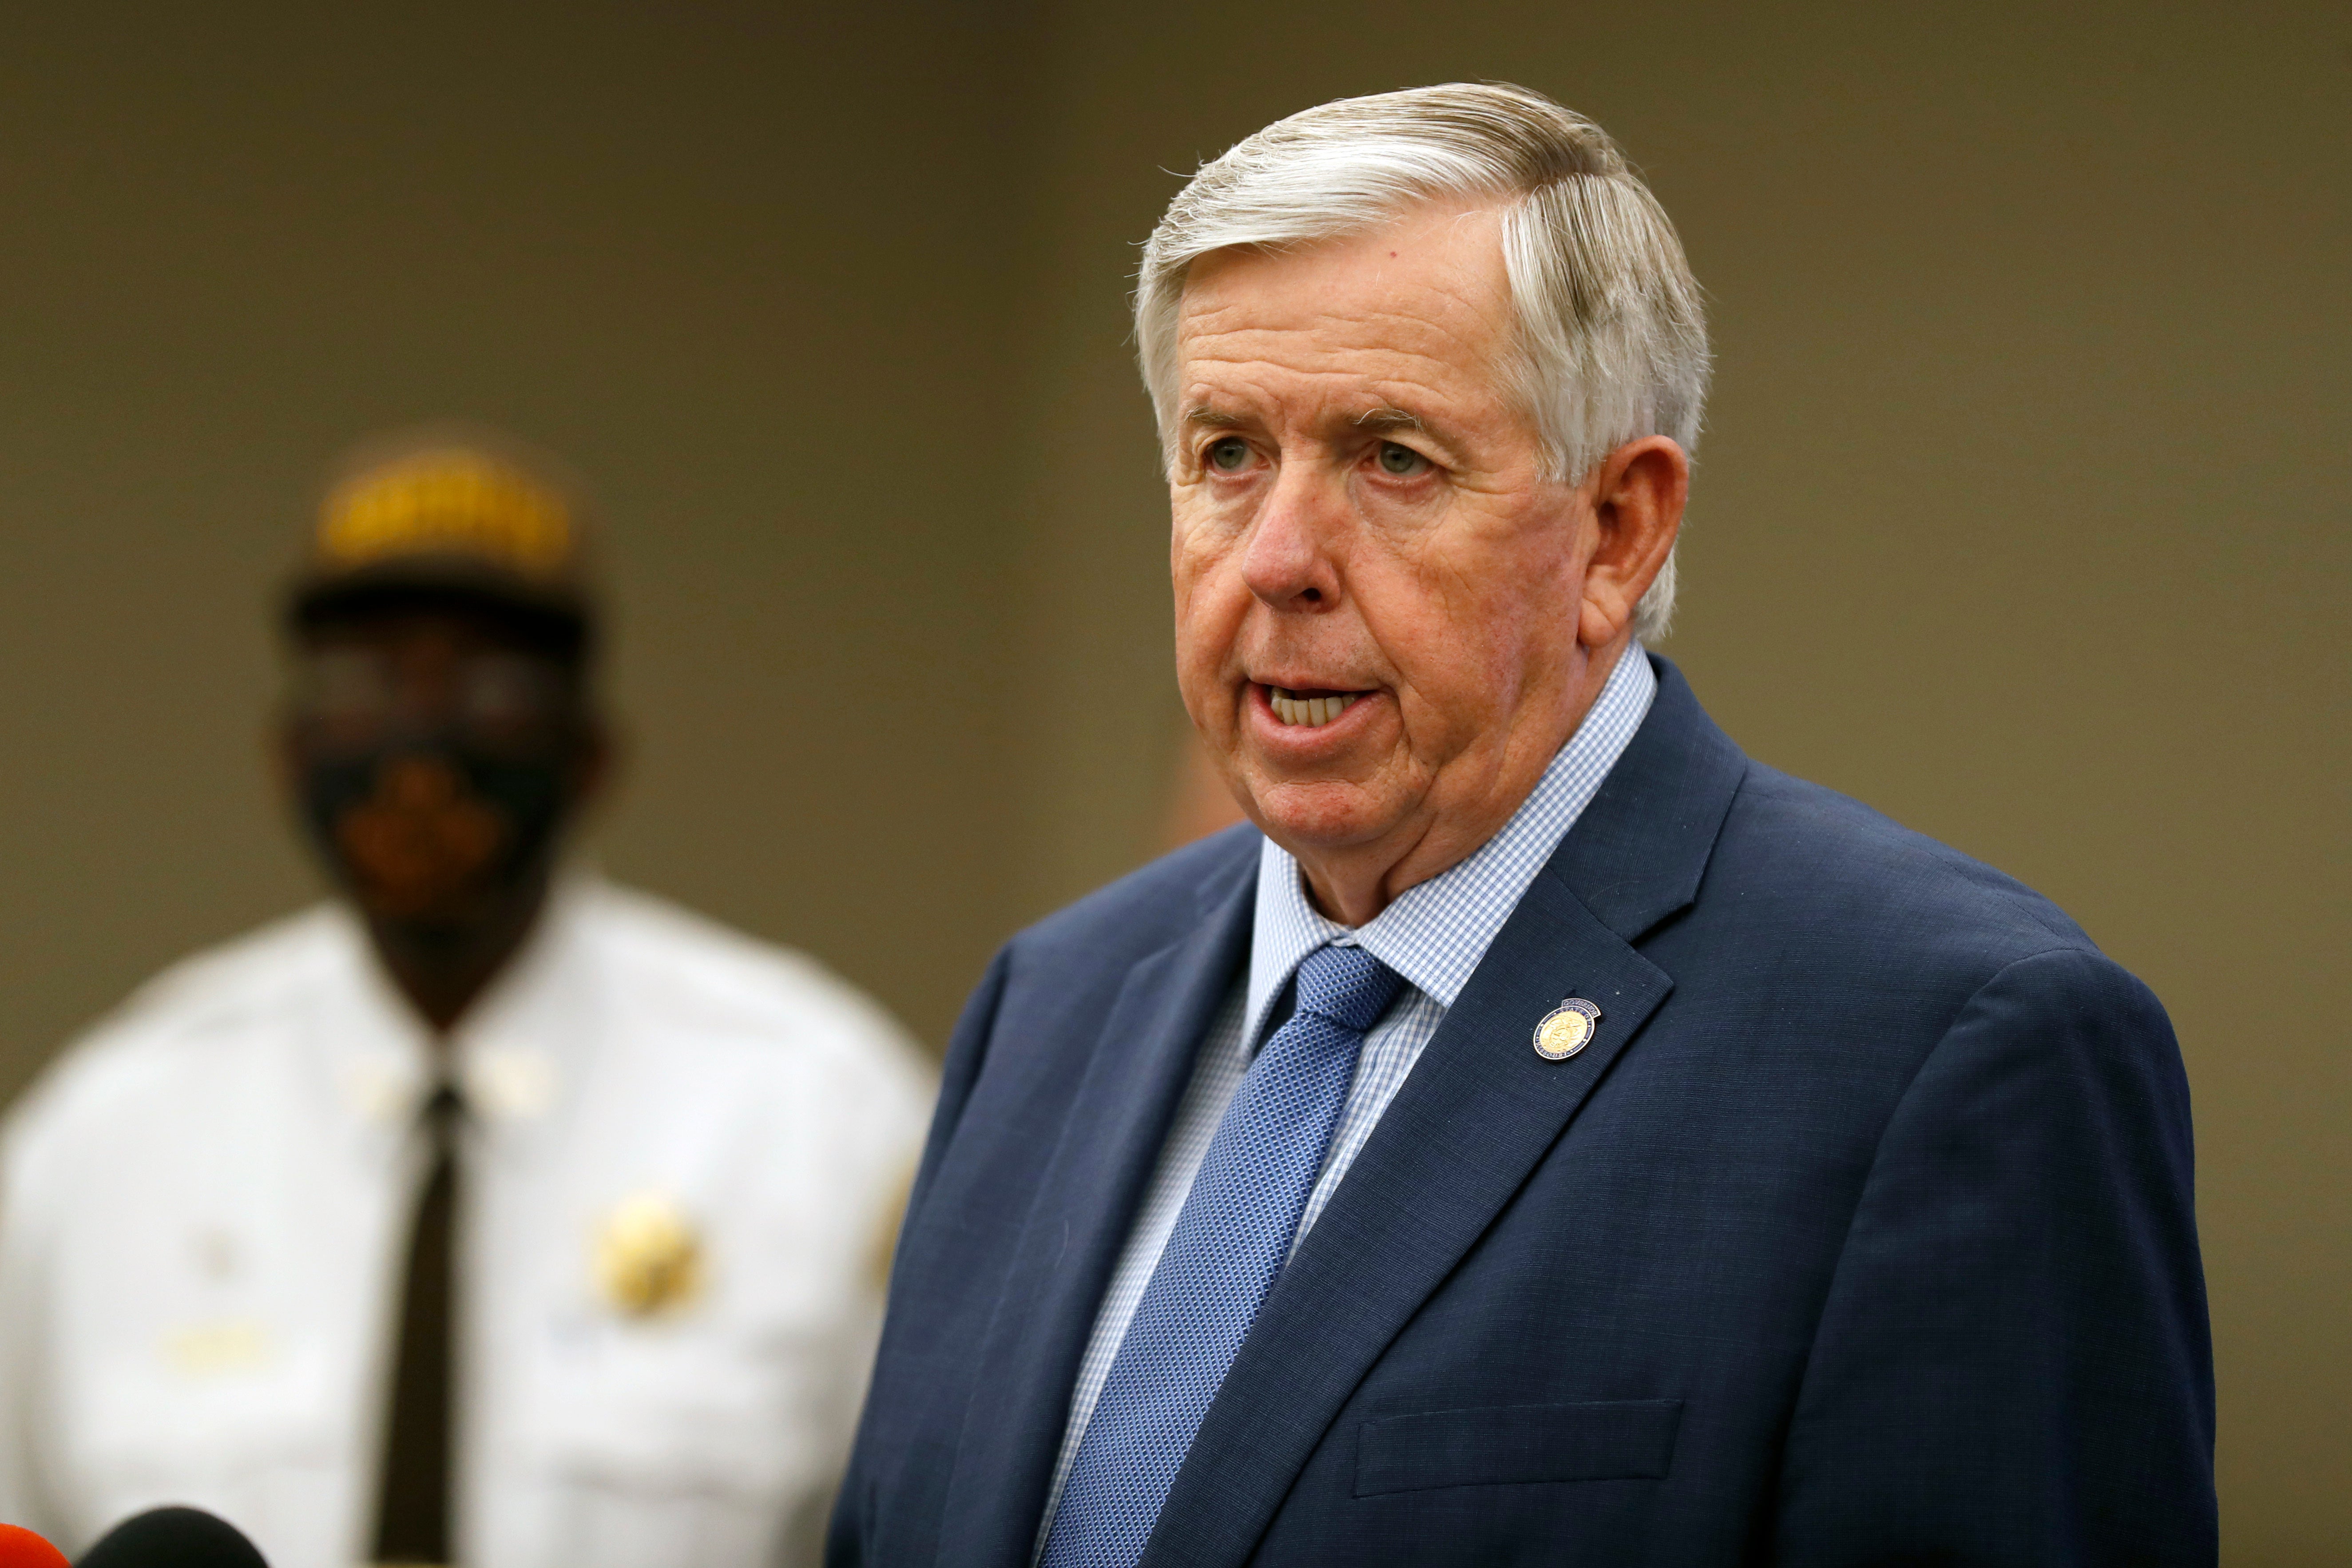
1353, 1400, 1683, 1497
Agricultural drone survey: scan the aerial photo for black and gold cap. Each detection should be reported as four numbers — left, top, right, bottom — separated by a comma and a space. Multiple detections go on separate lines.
286, 425, 599, 658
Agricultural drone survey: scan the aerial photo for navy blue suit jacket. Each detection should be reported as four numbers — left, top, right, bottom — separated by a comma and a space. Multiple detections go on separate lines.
833, 658, 2214, 1566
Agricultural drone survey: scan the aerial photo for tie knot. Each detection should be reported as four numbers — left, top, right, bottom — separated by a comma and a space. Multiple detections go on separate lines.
419, 1080, 466, 1132
1292, 945, 1404, 1035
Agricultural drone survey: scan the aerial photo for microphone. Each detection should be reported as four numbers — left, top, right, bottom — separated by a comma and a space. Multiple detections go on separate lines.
0, 1524, 67, 1568
73, 1508, 266, 1568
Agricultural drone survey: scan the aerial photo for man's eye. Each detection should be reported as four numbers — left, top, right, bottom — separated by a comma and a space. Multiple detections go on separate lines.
1206, 437, 1252, 472
1376, 442, 1429, 476
460, 656, 561, 726
296, 651, 394, 719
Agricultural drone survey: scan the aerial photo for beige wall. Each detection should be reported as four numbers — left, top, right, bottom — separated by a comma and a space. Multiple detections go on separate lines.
2, 2, 2344, 1560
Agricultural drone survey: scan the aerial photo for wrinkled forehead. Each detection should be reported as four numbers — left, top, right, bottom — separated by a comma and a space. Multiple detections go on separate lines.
1170, 204, 1522, 419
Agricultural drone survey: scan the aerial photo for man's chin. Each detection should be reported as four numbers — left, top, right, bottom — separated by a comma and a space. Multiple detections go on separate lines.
1244, 777, 1399, 858
353, 880, 508, 940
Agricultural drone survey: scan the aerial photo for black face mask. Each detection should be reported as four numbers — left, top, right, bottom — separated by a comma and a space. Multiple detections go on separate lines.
300, 735, 571, 930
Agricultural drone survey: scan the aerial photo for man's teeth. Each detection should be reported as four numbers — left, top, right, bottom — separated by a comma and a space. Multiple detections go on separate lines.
1267, 687, 1362, 727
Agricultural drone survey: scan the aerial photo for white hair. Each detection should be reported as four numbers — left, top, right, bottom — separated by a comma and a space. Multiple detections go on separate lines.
1135, 83, 1709, 641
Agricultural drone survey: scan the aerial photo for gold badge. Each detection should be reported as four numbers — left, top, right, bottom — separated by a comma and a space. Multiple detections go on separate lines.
1532, 997, 1603, 1061
593, 1193, 703, 1318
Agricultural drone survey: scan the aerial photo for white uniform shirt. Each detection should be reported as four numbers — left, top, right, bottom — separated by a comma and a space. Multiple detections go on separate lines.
0, 875, 935, 1568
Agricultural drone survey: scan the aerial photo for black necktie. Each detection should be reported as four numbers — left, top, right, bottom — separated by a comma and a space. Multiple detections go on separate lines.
372, 1080, 463, 1565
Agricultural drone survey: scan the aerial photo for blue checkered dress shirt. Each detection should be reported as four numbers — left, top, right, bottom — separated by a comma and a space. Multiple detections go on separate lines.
1034, 647, 1658, 1551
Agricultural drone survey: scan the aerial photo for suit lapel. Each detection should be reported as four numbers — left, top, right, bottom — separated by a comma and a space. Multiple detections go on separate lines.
1552, 658, 1750, 942
1141, 658, 1747, 1568
936, 847, 1259, 1568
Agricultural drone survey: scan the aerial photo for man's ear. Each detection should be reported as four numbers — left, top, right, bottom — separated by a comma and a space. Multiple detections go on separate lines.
568, 714, 619, 815
266, 719, 301, 807
1577, 435, 1689, 650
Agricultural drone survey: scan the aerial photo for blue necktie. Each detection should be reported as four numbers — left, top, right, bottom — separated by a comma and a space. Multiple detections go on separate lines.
1039, 944, 1404, 1568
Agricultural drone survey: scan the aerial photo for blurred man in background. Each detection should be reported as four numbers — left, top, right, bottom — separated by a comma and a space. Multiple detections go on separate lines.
0, 429, 933, 1567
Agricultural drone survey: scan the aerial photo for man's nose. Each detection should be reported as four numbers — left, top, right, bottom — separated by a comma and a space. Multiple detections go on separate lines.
385, 655, 468, 732
1239, 464, 1345, 610
375, 752, 468, 809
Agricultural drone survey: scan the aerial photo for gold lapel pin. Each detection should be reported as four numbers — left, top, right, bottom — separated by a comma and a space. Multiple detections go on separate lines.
593, 1192, 704, 1318
1532, 997, 1603, 1061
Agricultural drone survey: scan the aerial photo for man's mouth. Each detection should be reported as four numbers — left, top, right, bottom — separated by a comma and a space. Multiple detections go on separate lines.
1264, 685, 1366, 728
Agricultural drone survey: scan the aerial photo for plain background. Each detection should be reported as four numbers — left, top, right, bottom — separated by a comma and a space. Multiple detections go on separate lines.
0, 3, 2341, 1559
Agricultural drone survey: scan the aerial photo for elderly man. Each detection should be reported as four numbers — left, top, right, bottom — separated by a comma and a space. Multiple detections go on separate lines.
833, 85, 2213, 1566
0, 430, 933, 1568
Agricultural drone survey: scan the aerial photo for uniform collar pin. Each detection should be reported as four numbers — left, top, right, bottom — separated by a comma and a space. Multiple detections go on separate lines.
1533, 996, 1602, 1060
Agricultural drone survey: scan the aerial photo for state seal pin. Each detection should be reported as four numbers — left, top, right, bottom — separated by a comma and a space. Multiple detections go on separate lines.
593, 1192, 704, 1318
1532, 996, 1603, 1061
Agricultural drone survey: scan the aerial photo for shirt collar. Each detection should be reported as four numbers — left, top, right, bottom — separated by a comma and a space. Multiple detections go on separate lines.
325, 868, 604, 1127
1242, 647, 1658, 1050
